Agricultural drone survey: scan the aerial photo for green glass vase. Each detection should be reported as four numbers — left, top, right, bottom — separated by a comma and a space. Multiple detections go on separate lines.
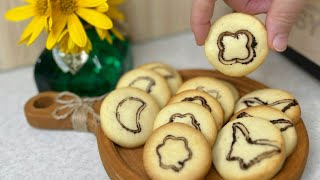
34, 28, 133, 97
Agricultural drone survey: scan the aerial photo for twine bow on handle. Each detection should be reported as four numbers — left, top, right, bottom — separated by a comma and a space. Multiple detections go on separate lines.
51, 92, 107, 131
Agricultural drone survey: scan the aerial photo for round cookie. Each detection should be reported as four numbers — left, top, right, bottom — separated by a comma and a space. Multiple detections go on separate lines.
230, 106, 297, 157
213, 117, 286, 180
116, 68, 171, 108
138, 62, 183, 94
205, 13, 269, 77
168, 89, 224, 130
176, 76, 235, 123
235, 88, 301, 124
153, 102, 218, 146
220, 80, 240, 101
144, 123, 211, 180
100, 87, 160, 148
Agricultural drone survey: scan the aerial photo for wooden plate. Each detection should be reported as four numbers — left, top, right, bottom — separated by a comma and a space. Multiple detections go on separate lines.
96, 70, 309, 180
24, 70, 309, 180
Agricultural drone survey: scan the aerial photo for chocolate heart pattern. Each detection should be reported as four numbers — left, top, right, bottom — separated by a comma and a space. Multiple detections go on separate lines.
181, 96, 212, 112
169, 113, 201, 131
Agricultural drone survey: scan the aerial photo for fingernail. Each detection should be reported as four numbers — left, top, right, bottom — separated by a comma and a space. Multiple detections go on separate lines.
273, 34, 288, 52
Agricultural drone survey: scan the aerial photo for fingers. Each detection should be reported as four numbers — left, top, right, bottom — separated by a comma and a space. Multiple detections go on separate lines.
224, 0, 271, 14
266, 0, 305, 52
191, 0, 216, 45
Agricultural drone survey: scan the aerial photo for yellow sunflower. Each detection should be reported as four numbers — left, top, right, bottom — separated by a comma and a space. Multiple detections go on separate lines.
5, 0, 52, 45
57, 30, 92, 54
46, 0, 113, 50
95, 0, 125, 44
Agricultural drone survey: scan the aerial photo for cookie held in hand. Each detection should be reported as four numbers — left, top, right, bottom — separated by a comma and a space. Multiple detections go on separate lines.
205, 13, 268, 77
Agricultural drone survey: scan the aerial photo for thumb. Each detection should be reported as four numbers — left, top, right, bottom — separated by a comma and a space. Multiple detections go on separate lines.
266, 0, 305, 52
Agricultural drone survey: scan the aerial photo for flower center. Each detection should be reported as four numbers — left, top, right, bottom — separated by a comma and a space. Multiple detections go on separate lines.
59, 0, 77, 15
36, 0, 49, 15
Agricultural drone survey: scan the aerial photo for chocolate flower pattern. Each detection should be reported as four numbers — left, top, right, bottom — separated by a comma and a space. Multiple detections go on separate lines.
181, 96, 212, 112
169, 113, 201, 131
217, 30, 257, 65
156, 135, 192, 172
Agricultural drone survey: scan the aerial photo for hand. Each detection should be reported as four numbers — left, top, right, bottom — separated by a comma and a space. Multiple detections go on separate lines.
191, 0, 305, 52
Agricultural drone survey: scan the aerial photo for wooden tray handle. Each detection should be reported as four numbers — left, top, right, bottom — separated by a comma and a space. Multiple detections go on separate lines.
24, 91, 102, 133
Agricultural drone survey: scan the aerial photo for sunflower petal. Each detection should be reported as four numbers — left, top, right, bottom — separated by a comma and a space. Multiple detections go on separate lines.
59, 33, 69, 51
107, 6, 125, 21
77, 0, 106, 7
76, 7, 113, 29
46, 13, 67, 49
18, 17, 39, 44
96, 3, 109, 12
45, 0, 52, 17
5, 5, 35, 21
111, 28, 124, 41
57, 30, 68, 42
67, 14, 87, 47
68, 36, 75, 50
27, 17, 46, 45
105, 31, 113, 44
95, 27, 107, 40
86, 39, 92, 52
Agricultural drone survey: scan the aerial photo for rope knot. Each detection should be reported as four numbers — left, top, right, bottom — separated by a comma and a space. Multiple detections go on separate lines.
51, 92, 106, 131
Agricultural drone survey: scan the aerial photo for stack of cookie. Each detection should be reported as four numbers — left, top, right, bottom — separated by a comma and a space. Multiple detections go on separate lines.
213, 88, 301, 179
100, 62, 301, 179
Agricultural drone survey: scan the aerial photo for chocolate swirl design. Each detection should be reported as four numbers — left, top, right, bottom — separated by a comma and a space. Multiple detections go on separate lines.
156, 135, 192, 172
270, 119, 294, 132
236, 112, 253, 118
242, 97, 298, 113
181, 96, 212, 112
115, 97, 146, 134
151, 66, 175, 79
128, 76, 156, 93
196, 86, 221, 100
169, 113, 201, 131
236, 112, 294, 132
217, 30, 257, 65
227, 122, 282, 170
